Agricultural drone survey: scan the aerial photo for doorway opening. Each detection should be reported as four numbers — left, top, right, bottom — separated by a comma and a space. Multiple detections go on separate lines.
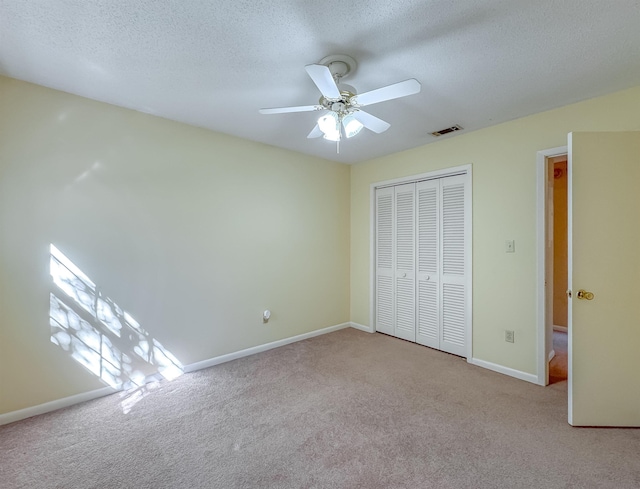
536, 146, 568, 386
547, 155, 568, 384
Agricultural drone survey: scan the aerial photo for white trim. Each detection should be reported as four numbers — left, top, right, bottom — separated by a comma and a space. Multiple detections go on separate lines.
183, 322, 351, 373
369, 183, 376, 333
465, 169, 473, 359
372, 164, 471, 189
553, 325, 568, 333
548, 349, 556, 362
567, 134, 574, 425
536, 145, 568, 386
350, 321, 374, 333
369, 164, 473, 360
0, 322, 351, 426
0, 386, 116, 426
468, 357, 539, 385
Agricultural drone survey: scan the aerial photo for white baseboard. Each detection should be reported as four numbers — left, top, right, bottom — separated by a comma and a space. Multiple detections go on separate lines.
548, 349, 556, 362
468, 357, 539, 385
0, 322, 352, 426
183, 322, 351, 373
349, 321, 374, 333
0, 386, 116, 426
553, 325, 568, 333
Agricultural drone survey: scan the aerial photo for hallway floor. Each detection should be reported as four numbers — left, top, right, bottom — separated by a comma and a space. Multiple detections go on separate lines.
549, 330, 568, 385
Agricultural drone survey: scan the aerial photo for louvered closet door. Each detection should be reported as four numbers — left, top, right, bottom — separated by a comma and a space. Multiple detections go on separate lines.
375, 187, 394, 335
439, 175, 469, 357
394, 183, 416, 341
416, 180, 440, 349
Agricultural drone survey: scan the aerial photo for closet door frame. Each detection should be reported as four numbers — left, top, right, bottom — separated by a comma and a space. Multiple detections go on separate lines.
369, 164, 472, 359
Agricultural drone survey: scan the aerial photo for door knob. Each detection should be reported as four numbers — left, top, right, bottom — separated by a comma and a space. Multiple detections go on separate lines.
402, 273, 407, 278
576, 289, 595, 300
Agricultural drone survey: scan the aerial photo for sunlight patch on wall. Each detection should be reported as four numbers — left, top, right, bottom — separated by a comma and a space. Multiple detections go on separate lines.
49, 244, 183, 398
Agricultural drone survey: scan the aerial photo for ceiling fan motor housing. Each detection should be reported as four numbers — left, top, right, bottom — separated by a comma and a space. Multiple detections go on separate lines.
320, 89, 358, 113
319, 54, 357, 80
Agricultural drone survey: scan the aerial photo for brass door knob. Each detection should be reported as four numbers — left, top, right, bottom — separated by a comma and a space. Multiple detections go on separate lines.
576, 289, 595, 300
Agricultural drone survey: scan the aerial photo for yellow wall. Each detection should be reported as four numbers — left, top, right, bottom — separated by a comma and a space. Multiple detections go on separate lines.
2, 73, 640, 416
0, 77, 350, 414
351, 86, 640, 375
552, 159, 568, 327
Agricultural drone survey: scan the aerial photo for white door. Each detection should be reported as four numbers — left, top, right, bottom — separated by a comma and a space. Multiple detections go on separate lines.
375, 186, 394, 336
416, 179, 440, 348
374, 183, 417, 341
375, 171, 470, 357
415, 175, 469, 355
568, 131, 640, 427
394, 183, 416, 341
440, 175, 469, 357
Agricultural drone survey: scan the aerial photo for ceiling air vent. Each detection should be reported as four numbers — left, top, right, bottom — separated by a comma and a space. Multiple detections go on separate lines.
430, 124, 463, 137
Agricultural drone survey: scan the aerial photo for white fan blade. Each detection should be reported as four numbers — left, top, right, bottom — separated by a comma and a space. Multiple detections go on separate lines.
304, 64, 341, 100
307, 124, 323, 138
354, 79, 421, 106
259, 105, 322, 115
352, 110, 391, 133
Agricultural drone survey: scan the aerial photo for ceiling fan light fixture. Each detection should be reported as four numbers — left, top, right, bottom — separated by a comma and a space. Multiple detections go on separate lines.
318, 112, 341, 141
342, 113, 364, 138
259, 55, 421, 150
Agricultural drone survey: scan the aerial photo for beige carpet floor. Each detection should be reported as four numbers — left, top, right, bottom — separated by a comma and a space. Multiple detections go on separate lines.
1, 328, 639, 488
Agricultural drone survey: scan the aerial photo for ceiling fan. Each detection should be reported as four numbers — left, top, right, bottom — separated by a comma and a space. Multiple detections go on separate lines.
259, 55, 421, 150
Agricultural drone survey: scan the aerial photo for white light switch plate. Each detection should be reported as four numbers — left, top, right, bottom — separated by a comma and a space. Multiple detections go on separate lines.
505, 240, 515, 253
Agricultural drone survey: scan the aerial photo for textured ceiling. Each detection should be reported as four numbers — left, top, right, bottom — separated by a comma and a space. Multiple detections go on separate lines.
1, 1, 640, 163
